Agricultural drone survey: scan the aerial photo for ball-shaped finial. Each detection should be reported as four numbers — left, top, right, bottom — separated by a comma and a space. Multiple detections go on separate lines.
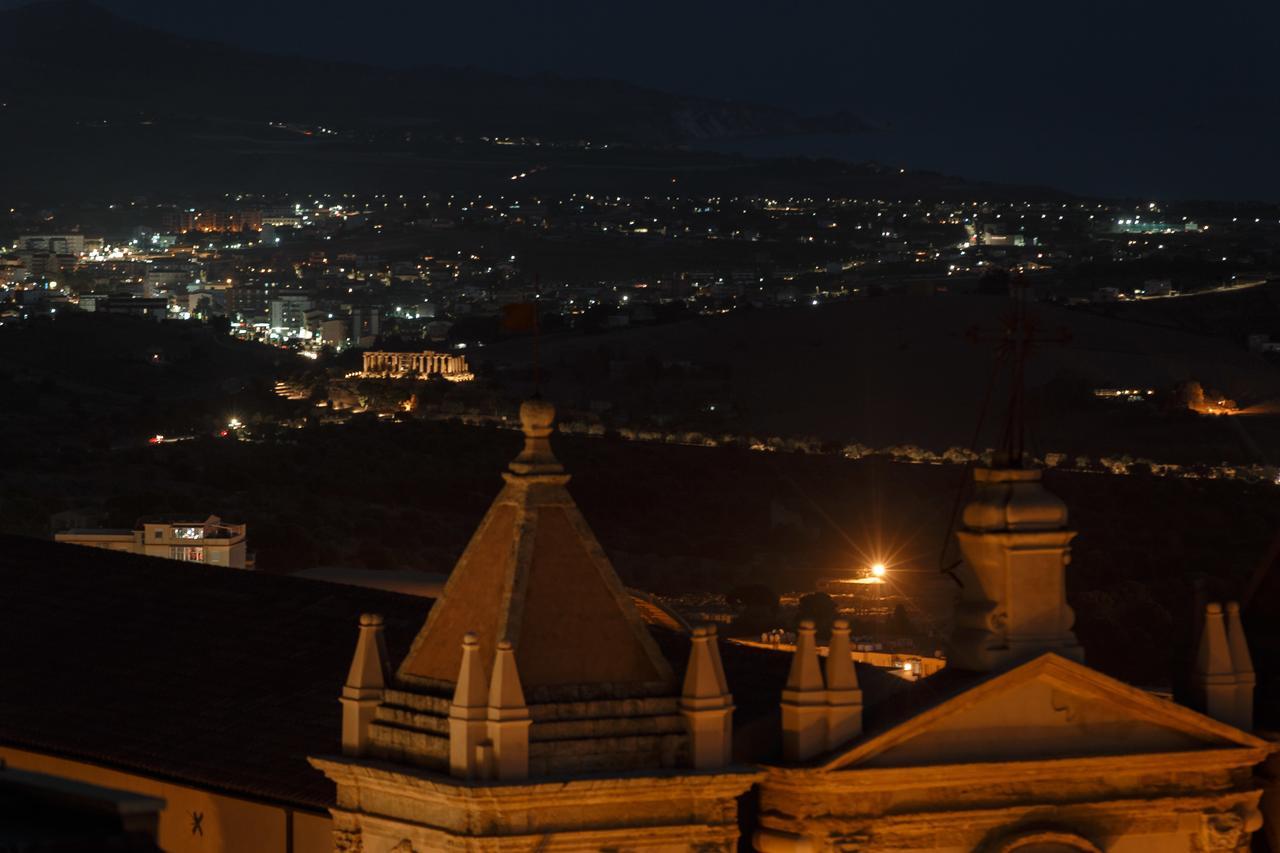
833, 618, 849, 631
519, 397, 556, 436
1206, 603, 1223, 615
799, 618, 816, 631
462, 631, 479, 646
497, 639, 514, 651
359, 613, 383, 628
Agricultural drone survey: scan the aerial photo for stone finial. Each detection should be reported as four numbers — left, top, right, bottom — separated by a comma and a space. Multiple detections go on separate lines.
449, 632, 490, 778
825, 619, 863, 751
486, 640, 532, 780
950, 466, 1082, 672
1194, 603, 1237, 725
1225, 602, 1255, 731
781, 620, 828, 762
340, 613, 388, 757
680, 625, 734, 770
508, 398, 564, 476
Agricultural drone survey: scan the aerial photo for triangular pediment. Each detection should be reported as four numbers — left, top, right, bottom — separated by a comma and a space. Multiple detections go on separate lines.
825, 653, 1268, 771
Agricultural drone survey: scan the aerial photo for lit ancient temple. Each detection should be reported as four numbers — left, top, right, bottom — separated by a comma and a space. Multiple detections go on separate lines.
360, 350, 471, 380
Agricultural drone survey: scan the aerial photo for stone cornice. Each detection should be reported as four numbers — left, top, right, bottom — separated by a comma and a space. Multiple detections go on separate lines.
763, 747, 1270, 796
357, 812, 738, 849
310, 755, 763, 807
758, 788, 1264, 835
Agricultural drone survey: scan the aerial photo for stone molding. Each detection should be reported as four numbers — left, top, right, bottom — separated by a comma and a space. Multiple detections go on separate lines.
757, 789, 1263, 852
771, 747, 1271, 794
314, 755, 761, 851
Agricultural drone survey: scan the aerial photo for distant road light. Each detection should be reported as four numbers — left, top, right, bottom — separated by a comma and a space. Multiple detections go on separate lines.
871, 563, 887, 578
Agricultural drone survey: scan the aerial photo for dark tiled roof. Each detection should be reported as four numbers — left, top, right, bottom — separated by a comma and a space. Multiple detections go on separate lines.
0, 536, 431, 811
0, 535, 968, 808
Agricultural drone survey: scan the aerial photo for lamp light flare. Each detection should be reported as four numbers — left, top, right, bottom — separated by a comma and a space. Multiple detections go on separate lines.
871, 562, 887, 578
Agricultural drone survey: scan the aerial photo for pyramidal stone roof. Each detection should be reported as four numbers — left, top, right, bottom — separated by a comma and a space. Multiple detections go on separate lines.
397, 399, 676, 701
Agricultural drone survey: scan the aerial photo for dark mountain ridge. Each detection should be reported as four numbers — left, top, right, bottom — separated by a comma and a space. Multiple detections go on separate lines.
0, 1, 1070, 203
0, 0, 867, 145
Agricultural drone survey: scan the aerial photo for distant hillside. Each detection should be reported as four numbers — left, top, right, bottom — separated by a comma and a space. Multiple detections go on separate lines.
0, 313, 298, 442
482, 294, 1280, 465
0, 0, 866, 146
0, 1, 916, 203
0, 2, 1078, 203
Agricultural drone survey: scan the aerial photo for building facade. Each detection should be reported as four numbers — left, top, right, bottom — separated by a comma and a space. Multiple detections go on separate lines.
55, 515, 248, 569
269, 293, 315, 331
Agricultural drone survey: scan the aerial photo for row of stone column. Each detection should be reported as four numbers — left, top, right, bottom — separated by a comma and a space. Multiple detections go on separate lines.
361, 351, 467, 377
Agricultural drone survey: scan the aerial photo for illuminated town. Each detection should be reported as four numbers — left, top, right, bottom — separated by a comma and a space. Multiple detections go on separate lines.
1, 0, 1280, 850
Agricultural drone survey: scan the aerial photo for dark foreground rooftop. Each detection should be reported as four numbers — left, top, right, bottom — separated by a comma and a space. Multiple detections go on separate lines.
0, 535, 430, 810
0, 535, 959, 811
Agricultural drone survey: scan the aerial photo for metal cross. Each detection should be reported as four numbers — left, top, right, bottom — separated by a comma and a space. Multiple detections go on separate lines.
939, 269, 1072, 584
964, 269, 1071, 467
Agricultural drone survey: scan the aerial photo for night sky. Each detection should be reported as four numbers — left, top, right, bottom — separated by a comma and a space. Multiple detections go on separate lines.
9, 0, 1280, 200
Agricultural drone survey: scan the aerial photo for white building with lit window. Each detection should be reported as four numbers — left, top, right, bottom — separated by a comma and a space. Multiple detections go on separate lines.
55, 515, 249, 569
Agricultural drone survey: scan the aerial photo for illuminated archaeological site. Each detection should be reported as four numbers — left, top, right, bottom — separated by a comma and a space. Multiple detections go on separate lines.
359, 349, 472, 380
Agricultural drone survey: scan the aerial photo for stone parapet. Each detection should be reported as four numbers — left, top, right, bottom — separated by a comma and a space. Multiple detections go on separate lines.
367, 686, 688, 775
312, 756, 761, 852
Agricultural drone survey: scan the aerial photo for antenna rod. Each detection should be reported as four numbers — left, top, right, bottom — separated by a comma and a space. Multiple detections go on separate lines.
533, 275, 542, 398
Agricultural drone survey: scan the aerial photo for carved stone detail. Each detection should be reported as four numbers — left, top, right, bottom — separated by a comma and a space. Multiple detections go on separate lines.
1197, 808, 1259, 852
332, 825, 362, 853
